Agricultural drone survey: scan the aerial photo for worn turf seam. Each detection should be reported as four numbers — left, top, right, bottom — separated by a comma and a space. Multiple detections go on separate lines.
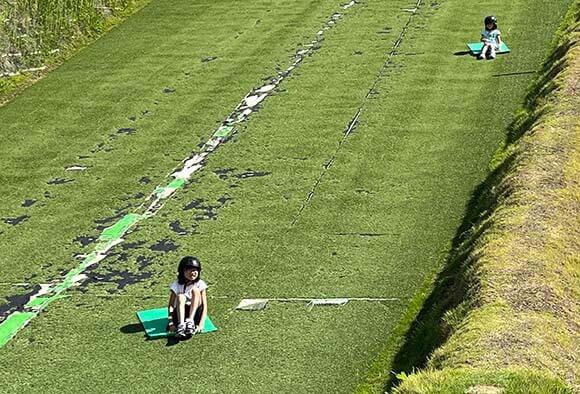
290, 0, 424, 226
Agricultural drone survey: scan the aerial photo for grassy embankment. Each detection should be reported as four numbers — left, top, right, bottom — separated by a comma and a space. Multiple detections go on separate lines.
392, 2, 579, 392
0, 0, 150, 103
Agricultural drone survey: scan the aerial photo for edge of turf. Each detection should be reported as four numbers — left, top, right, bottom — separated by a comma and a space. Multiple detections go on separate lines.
291, 0, 423, 226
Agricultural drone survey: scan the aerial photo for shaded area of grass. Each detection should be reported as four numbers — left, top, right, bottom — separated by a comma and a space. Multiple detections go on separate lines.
390, 1, 579, 392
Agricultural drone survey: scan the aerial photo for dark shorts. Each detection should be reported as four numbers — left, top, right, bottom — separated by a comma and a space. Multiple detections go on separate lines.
171, 303, 203, 326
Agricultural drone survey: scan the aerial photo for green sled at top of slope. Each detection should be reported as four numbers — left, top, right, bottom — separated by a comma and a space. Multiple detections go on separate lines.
467, 42, 511, 54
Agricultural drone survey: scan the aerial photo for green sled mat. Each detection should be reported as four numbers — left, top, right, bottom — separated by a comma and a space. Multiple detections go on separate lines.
137, 307, 218, 339
467, 42, 510, 55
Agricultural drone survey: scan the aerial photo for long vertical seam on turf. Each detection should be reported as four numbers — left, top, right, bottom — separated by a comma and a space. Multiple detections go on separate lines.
0, 0, 359, 348
291, 0, 424, 226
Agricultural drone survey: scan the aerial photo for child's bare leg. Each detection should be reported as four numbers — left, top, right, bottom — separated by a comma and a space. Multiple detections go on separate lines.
188, 288, 201, 322
182, 289, 201, 336
479, 44, 489, 59
177, 294, 187, 325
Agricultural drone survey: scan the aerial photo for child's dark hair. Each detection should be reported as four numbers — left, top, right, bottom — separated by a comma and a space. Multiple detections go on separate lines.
484, 15, 498, 30
177, 256, 202, 285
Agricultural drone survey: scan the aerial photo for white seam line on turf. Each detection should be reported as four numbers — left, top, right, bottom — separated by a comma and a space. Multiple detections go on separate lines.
236, 297, 400, 311
290, 0, 423, 227
0, 1, 361, 347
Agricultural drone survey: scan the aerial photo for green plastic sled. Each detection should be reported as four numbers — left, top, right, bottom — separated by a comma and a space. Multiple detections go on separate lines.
467, 42, 510, 55
137, 307, 218, 339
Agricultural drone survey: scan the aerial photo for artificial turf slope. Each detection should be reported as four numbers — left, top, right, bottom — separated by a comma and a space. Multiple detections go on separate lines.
0, 0, 571, 392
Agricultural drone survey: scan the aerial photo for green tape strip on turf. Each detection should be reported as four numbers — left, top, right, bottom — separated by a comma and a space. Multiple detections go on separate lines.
153, 178, 185, 198
213, 125, 234, 138
0, 212, 142, 347
0, 311, 37, 348
99, 213, 144, 242
167, 178, 186, 189
25, 294, 68, 309
82, 252, 99, 266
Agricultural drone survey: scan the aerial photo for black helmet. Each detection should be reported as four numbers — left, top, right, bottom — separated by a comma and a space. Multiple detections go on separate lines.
484, 15, 497, 26
177, 256, 201, 283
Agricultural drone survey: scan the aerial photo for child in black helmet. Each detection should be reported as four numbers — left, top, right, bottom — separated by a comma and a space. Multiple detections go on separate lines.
479, 15, 502, 60
167, 256, 208, 339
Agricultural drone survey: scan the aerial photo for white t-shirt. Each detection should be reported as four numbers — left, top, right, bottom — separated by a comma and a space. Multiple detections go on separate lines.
481, 29, 501, 47
170, 279, 208, 307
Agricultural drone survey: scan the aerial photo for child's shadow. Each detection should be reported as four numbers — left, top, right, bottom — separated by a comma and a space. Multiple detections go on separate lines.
119, 322, 180, 347
120, 323, 144, 334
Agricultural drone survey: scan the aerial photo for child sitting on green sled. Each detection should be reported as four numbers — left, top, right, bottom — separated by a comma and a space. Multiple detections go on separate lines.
479, 15, 502, 60
167, 256, 208, 339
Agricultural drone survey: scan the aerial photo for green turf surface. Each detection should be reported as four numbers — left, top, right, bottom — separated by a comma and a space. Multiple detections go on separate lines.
0, 0, 571, 392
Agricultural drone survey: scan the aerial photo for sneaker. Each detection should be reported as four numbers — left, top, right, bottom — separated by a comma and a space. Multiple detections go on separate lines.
185, 320, 196, 337
176, 322, 187, 339
489, 48, 496, 59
